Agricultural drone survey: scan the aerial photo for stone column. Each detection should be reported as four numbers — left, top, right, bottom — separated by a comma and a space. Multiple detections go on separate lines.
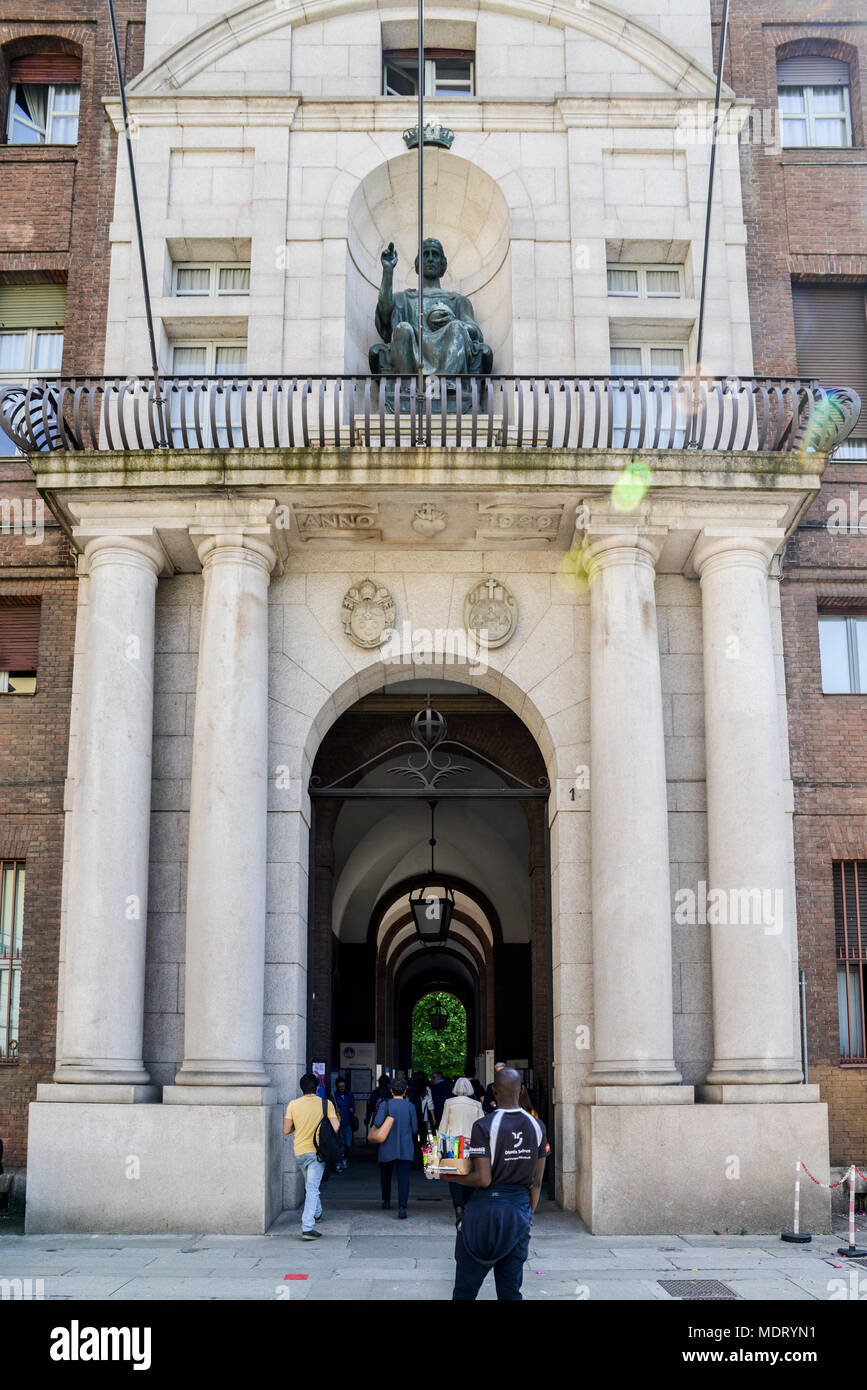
54, 534, 163, 1094
694, 533, 801, 1086
171, 528, 276, 1096
584, 530, 683, 1090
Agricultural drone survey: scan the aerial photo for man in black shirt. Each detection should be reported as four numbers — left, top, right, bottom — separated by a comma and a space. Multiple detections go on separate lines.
445, 1067, 549, 1300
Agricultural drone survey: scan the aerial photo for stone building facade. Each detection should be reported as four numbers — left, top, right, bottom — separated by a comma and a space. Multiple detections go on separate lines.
722, 0, 867, 1167
0, 0, 862, 1235
0, 0, 144, 1197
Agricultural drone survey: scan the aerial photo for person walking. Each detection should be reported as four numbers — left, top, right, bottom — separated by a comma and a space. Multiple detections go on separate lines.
430, 1071, 451, 1128
407, 1072, 428, 1169
482, 1061, 506, 1113
371, 1076, 418, 1219
438, 1077, 484, 1225
333, 1075, 356, 1171
446, 1067, 549, 1300
365, 1073, 391, 1126
283, 1072, 340, 1240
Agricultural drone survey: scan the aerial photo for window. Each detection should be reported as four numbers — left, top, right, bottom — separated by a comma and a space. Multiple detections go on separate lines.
777, 56, 852, 148
835, 438, 867, 459
0, 329, 63, 377
6, 53, 81, 145
818, 614, 867, 693
0, 861, 24, 1062
607, 266, 683, 299
835, 861, 867, 1063
172, 263, 250, 297
609, 345, 687, 448
169, 341, 248, 447
792, 284, 867, 439
0, 284, 65, 455
0, 599, 40, 695
383, 49, 474, 96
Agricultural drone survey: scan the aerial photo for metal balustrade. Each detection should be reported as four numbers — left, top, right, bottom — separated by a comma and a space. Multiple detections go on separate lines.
0, 374, 860, 456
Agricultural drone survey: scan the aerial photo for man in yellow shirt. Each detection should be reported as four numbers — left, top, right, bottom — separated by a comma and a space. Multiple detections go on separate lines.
284, 1073, 340, 1239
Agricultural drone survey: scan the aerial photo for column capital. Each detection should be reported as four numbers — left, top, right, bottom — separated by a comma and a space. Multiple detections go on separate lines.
692, 530, 784, 580
582, 526, 668, 582
190, 529, 277, 576
79, 532, 166, 578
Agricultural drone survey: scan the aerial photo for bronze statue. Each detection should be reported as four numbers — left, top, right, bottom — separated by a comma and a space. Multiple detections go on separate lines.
369, 238, 493, 383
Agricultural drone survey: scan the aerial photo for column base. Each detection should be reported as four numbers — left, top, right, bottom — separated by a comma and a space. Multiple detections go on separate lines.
53, 1064, 152, 1086
585, 1064, 683, 1087
173, 1063, 272, 1088
705, 1064, 805, 1085
580, 1084, 694, 1105
575, 1098, 830, 1233
699, 1083, 821, 1104
24, 1100, 282, 1234
163, 1084, 277, 1106
37, 1083, 160, 1104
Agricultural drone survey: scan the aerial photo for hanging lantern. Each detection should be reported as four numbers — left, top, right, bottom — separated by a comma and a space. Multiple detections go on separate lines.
409, 882, 454, 945
429, 1009, 447, 1032
409, 798, 454, 945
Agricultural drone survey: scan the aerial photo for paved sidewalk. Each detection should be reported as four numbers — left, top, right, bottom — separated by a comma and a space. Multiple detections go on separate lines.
1, 1203, 865, 1301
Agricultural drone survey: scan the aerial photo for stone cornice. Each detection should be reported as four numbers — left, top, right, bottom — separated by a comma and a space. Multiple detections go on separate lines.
32, 447, 824, 496
102, 94, 301, 133
102, 92, 750, 137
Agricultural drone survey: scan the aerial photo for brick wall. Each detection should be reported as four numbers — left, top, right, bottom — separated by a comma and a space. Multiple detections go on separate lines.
0, 0, 144, 1169
722, 0, 867, 1163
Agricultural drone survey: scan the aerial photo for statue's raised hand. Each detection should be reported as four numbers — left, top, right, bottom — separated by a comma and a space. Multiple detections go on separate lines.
381, 243, 399, 272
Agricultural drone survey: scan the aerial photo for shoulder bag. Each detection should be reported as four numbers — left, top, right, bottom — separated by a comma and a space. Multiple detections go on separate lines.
368, 1098, 395, 1145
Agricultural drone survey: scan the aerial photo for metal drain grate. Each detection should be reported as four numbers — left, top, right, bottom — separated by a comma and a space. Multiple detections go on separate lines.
658, 1279, 741, 1300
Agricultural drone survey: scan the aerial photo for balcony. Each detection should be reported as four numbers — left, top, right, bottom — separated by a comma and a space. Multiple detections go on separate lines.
0, 374, 860, 456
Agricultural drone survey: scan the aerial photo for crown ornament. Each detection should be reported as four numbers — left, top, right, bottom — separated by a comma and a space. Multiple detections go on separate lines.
403, 123, 455, 151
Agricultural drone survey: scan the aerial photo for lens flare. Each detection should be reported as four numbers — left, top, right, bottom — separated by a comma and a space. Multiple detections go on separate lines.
797, 390, 846, 466
557, 541, 590, 597
611, 460, 652, 512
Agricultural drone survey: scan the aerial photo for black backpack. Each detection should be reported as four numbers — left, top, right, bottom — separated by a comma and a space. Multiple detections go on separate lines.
314, 1097, 344, 1173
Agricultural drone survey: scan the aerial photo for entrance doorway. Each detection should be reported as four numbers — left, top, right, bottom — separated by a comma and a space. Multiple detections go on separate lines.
307, 683, 553, 1190
411, 992, 467, 1078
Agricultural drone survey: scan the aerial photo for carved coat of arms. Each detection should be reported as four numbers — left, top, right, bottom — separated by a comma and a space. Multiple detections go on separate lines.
464, 578, 517, 649
341, 579, 396, 649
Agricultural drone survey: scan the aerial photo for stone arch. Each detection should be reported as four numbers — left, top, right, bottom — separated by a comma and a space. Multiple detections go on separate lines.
128, 0, 722, 98
306, 668, 558, 1115
300, 659, 558, 809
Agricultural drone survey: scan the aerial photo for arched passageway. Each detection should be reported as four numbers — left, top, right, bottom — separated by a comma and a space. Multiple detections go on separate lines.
308, 681, 552, 1165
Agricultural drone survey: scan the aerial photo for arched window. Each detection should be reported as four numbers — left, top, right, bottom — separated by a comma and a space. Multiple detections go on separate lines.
5, 50, 81, 145
777, 55, 852, 148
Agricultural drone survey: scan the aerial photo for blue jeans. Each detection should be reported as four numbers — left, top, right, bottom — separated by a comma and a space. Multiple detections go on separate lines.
341, 1125, 353, 1158
298, 1151, 325, 1232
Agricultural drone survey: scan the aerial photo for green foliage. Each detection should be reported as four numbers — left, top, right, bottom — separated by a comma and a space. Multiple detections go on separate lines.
411, 992, 467, 1077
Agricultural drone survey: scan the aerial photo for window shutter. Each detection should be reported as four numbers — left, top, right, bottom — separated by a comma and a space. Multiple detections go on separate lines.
792, 284, 867, 431
777, 56, 850, 86
9, 54, 82, 84
0, 285, 66, 330
0, 601, 41, 670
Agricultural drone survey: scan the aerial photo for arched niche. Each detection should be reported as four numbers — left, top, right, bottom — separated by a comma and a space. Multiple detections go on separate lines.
345, 148, 513, 374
